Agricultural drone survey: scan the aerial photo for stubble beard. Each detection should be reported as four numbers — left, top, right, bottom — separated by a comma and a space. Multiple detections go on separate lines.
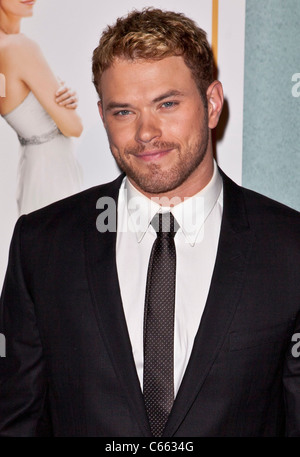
110, 122, 209, 195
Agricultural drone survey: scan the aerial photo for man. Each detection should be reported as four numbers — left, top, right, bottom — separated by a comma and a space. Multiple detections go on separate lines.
0, 8, 299, 437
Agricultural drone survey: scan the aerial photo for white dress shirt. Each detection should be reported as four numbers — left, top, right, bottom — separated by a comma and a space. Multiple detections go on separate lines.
116, 160, 223, 396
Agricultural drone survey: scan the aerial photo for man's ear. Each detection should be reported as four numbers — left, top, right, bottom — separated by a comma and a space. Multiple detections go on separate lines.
97, 100, 106, 127
206, 80, 224, 129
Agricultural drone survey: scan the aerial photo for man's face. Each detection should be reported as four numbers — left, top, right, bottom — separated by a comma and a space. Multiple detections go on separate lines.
99, 55, 214, 198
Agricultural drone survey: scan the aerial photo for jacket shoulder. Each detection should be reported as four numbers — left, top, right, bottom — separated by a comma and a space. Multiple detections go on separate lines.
221, 169, 300, 245
221, 168, 299, 218
21, 174, 124, 229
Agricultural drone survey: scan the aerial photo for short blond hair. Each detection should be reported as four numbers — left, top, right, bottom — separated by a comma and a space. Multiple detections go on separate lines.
92, 8, 214, 102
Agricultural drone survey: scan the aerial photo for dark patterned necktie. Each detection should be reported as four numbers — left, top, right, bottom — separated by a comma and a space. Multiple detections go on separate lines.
143, 212, 177, 437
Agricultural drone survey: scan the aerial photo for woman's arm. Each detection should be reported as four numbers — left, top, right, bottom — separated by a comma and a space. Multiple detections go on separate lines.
13, 35, 83, 137
56, 79, 79, 109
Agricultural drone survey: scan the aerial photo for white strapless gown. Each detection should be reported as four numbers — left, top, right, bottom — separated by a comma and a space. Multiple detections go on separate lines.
2, 91, 82, 215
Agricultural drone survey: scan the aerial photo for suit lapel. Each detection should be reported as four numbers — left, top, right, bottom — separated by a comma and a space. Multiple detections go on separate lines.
84, 176, 151, 436
163, 171, 255, 436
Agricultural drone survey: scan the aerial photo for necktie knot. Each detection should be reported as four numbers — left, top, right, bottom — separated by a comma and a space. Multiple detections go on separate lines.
151, 212, 178, 239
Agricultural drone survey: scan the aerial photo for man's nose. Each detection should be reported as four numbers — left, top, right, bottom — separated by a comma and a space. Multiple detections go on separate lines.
135, 112, 162, 144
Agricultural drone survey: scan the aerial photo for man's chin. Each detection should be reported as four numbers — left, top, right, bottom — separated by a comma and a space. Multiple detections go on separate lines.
128, 173, 186, 196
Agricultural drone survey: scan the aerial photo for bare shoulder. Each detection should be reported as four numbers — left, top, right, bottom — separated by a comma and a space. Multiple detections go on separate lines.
0, 34, 40, 61
15, 33, 40, 50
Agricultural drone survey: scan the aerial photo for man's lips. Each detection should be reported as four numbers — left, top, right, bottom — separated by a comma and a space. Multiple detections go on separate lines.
132, 148, 173, 162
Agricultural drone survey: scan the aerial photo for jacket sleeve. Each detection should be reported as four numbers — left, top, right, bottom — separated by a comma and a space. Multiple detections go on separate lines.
283, 310, 300, 436
0, 216, 52, 436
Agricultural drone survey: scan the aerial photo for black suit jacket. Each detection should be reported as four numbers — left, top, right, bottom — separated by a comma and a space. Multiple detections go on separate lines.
0, 170, 300, 437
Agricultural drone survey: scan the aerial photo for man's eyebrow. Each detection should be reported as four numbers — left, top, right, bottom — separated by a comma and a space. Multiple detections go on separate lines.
105, 102, 133, 111
152, 90, 185, 103
105, 90, 185, 111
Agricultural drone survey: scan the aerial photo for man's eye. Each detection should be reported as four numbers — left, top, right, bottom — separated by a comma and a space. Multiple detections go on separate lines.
114, 110, 131, 116
161, 101, 178, 109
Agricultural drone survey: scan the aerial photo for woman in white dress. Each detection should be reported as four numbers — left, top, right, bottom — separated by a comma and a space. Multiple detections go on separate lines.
0, 0, 83, 215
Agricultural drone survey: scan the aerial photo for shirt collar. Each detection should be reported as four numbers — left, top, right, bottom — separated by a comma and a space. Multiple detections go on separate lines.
122, 179, 160, 242
121, 160, 223, 245
172, 161, 223, 245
